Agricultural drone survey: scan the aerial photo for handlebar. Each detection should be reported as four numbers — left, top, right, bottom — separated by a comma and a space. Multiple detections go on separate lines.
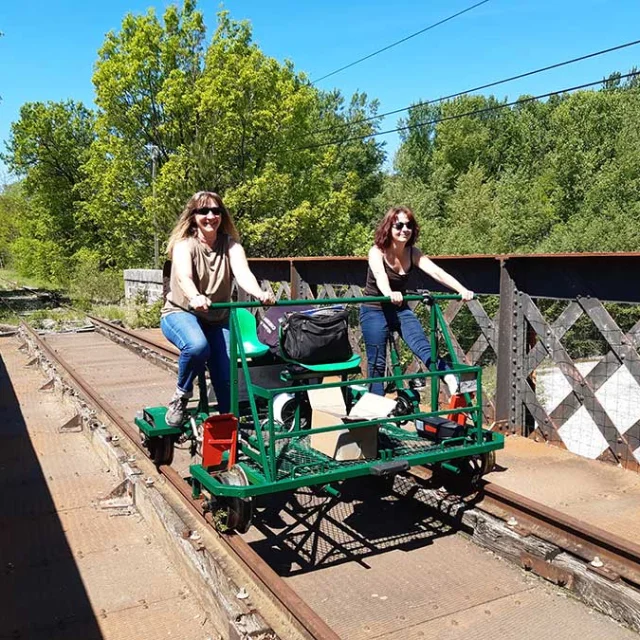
206, 292, 471, 309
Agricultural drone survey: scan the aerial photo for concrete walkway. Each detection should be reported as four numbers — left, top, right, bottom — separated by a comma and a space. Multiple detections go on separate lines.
0, 336, 216, 640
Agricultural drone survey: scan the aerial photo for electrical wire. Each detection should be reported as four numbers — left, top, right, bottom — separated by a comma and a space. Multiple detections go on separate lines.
307, 38, 640, 138
311, 0, 490, 85
295, 70, 640, 151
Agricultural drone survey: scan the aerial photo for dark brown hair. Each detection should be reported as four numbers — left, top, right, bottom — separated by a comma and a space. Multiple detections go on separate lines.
374, 206, 419, 249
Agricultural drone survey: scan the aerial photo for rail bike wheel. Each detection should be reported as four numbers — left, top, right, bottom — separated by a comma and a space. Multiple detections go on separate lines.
431, 450, 495, 494
391, 389, 421, 425
216, 465, 253, 533
273, 392, 311, 431
143, 434, 175, 466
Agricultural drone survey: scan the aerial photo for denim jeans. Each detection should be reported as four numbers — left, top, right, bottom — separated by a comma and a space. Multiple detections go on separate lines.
160, 312, 231, 413
360, 305, 447, 396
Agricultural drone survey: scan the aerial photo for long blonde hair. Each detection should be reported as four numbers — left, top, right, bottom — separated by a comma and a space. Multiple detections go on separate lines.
166, 191, 240, 257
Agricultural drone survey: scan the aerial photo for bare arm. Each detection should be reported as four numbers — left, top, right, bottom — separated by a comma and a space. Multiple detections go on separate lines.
414, 248, 474, 300
228, 240, 275, 304
368, 246, 403, 305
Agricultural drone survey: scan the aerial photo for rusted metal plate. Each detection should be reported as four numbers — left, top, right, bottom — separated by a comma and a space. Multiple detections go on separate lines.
486, 436, 640, 551
247, 479, 533, 640
520, 551, 575, 587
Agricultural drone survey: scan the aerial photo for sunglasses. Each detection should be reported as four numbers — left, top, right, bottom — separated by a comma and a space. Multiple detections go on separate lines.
194, 206, 223, 216
392, 221, 414, 231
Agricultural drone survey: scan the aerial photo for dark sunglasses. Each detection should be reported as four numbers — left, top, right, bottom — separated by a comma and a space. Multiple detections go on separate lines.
392, 221, 414, 231
194, 206, 223, 216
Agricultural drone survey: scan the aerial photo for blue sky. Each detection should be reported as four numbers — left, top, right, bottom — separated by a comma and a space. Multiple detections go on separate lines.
1, 0, 639, 180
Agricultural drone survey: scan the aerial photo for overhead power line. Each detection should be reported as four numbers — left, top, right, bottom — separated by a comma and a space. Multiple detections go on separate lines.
295, 70, 640, 151
311, 0, 490, 85
308, 38, 640, 138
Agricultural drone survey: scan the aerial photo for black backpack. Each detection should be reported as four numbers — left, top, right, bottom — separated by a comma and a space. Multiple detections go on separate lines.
280, 307, 352, 365
257, 304, 315, 354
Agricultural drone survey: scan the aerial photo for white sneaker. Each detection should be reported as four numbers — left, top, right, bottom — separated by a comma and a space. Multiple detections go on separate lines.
443, 373, 459, 396
165, 389, 192, 427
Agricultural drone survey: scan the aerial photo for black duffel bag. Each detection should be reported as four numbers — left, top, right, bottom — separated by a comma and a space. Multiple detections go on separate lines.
280, 307, 352, 365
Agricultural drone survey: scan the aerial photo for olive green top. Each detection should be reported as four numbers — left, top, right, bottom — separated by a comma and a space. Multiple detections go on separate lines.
161, 234, 232, 324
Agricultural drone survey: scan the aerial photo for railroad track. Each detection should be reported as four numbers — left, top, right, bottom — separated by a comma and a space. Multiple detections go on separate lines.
10, 301, 640, 637
86, 314, 640, 591
19, 320, 339, 640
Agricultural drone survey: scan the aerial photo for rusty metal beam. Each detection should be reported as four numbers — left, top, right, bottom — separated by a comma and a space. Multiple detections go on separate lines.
248, 253, 640, 302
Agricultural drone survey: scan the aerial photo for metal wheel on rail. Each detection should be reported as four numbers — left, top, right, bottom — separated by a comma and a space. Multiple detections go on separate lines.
431, 450, 496, 494
273, 392, 311, 431
143, 434, 175, 466
216, 465, 253, 533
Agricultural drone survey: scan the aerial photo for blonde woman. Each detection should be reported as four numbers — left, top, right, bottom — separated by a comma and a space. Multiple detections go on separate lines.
161, 191, 274, 425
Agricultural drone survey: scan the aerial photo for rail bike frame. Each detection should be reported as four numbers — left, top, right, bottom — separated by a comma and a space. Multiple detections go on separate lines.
188, 295, 504, 502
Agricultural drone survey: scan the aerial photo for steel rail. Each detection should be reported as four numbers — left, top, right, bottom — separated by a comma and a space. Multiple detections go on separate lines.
481, 482, 640, 587
87, 316, 640, 586
20, 321, 340, 640
87, 314, 179, 360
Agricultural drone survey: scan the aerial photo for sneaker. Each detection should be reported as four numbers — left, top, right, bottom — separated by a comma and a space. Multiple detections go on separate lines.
443, 373, 459, 396
165, 391, 191, 427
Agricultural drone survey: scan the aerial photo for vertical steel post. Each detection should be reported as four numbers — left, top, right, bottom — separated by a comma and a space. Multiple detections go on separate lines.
495, 259, 525, 433
429, 301, 438, 412
291, 260, 314, 300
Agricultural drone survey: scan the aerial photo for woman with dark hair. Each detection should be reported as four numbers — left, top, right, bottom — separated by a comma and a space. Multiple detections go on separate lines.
360, 206, 473, 396
161, 191, 274, 426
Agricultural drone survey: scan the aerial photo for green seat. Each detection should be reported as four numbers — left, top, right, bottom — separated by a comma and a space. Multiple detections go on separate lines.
235, 308, 270, 358
294, 353, 362, 373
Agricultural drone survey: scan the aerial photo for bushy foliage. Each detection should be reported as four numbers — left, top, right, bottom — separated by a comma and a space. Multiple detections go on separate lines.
11, 238, 69, 284
68, 249, 123, 306
131, 297, 163, 328
390, 75, 640, 256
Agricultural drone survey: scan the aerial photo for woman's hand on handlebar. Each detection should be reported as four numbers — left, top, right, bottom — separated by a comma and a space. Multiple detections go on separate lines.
389, 291, 404, 306
460, 288, 474, 301
257, 290, 276, 305
188, 294, 211, 311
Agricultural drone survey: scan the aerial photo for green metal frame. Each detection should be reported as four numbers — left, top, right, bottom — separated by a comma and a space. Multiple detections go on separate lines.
188, 295, 504, 500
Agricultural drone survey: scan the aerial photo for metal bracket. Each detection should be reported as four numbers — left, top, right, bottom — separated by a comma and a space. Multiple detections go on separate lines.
99, 479, 135, 515
39, 378, 55, 392
588, 563, 621, 583
58, 413, 82, 433
520, 551, 574, 588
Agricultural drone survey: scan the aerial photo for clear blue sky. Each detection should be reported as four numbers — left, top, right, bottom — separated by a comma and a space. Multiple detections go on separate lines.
1, 0, 639, 180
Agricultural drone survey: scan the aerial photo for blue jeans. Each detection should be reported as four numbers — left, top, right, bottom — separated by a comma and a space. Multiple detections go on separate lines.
360, 305, 447, 396
160, 312, 231, 413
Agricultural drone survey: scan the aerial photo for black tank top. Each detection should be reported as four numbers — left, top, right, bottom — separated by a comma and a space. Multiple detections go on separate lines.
364, 248, 413, 307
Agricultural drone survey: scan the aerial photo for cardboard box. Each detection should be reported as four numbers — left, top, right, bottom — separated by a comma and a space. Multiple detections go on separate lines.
308, 387, 396, 460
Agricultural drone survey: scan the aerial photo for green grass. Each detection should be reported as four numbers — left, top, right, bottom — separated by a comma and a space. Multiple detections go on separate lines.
0, 268, 162, 331
0, 268, 62, 292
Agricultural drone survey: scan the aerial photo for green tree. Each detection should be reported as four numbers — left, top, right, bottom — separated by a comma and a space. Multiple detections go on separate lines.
147, 10, 384, 258
0, 182, 22, 267
80, 4, 384, 264
78, 0, 206, 266
3, 100, 95, 246
391, 77, 640, 256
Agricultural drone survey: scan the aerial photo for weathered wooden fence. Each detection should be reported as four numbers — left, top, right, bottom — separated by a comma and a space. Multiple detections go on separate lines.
241, 253, 640, 473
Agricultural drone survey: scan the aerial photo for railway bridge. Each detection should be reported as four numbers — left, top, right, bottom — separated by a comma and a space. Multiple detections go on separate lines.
2, 252, 640, 639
